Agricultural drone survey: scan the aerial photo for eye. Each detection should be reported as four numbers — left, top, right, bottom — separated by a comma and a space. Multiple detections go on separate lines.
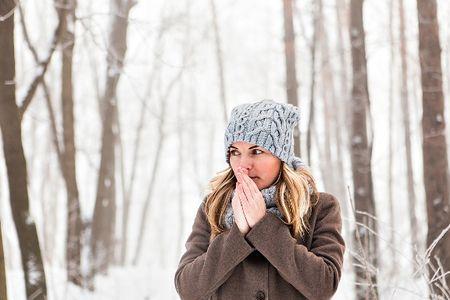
229, 150, 240, 156
229, 149, 263, 156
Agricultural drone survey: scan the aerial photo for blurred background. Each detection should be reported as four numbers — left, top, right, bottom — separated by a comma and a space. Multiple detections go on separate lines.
1, 0, 450, 299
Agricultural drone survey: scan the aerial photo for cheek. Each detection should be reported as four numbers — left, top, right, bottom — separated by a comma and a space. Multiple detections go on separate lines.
229, 159, 239, 173
262, 160, 281, 178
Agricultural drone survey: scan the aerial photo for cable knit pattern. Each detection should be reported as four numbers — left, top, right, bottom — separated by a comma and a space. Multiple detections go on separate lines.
224, 99, 305, 169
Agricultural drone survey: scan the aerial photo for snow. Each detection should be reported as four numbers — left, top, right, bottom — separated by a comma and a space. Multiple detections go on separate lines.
104, 179, 111, 188
352, 135, 362, 145
3, 0, 450, 299
432, 197, 442, 206
4, 79, 16, 86
356, 187, 366, 196
26, 255, 43, 286
25, 213, 34, 226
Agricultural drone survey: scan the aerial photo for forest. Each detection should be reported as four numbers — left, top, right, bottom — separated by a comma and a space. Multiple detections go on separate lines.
0, 0, 450, 299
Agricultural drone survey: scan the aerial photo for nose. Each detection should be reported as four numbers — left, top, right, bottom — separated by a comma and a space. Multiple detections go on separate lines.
237, 155, 253, 172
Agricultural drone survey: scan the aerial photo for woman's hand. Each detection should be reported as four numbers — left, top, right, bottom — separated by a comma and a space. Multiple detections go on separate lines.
235, 169, 266, 228
231, 184, 250, 235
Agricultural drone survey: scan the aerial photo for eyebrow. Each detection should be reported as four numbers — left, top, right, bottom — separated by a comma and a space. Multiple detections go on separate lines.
229, 145, 260, 150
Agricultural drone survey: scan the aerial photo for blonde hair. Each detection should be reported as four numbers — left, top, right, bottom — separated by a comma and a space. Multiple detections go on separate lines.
204, 163, 319, 241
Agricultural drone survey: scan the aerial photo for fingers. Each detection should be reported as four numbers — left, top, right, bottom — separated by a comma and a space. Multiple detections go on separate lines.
240, 181, 254, 204
241, 171, 259, 192
237, 172, 259, 202
236, 182, 248, 205
232, 187, 250, 228
236, 183, 251, 213
247, 176, 260, 194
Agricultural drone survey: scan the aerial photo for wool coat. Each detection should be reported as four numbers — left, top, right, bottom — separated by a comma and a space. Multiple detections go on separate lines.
174, 192, 346, 300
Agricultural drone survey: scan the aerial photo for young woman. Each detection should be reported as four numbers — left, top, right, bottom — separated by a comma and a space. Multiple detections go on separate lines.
175, 100, 345, 300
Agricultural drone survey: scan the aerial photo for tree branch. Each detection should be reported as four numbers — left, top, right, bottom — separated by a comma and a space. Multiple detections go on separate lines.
18, 0, 69, 121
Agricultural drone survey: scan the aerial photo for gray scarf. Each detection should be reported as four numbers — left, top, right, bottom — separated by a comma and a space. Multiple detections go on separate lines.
223, 183, 284, 229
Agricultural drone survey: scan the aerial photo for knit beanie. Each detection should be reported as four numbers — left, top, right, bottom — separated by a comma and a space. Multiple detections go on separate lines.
224, 99, 305, 170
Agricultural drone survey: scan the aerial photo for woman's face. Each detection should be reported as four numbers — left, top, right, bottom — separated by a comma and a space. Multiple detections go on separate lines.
228, 141, 282, 190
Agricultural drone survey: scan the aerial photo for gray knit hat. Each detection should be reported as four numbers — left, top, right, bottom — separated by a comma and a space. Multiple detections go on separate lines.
224, 99, 305, 170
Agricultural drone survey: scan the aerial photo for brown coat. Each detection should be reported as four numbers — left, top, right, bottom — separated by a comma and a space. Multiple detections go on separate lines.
174, 192, 345, 300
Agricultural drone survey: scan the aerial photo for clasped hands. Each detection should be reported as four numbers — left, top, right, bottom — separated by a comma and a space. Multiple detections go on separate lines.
232, 167, 266, 235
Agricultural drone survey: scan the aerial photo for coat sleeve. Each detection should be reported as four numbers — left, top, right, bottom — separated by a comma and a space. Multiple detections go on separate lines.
174, 202, 255, 300
245, 193, 346, 300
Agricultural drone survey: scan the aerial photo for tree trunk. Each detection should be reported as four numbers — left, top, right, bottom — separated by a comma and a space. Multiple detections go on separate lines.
0, 2, 48, 298
90, 67, 117, 278
209, 0, 228, 124
57, 0, 83, 286
176, 88, 186, 260
387, 0, 397, 278
176, 0, 192, 261
115, 98, 126, 267
19, 3, 82, 281
416, 0, 450, 297
40, 137, 54, 265
334, 0, 354, 275
318, 0, 350, 240
0, 222, 7, 300
349, 0, 379, 298
306, 0, 318, 166
317, 0, 336, 194
89, 0, 136, 284
321, 0, 347, 208
282, 0, 301, 157
399, 0, 420, 273
335, 0, 350, 129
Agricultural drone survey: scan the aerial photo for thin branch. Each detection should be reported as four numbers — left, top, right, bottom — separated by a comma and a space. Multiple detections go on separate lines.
18, 4, 39, 61
18, 0, 69, 121
346, 185, 378, 297
18, 1, 64, 166
424, 223, 450, 261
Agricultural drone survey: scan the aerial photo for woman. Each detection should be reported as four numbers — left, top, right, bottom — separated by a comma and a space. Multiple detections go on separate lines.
174, 100, 345, 300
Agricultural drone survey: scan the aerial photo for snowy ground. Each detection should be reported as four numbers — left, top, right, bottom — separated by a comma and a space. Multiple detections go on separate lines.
6, 252, 430, 300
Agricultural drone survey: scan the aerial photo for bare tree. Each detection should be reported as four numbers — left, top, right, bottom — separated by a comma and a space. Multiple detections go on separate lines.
282, 0, 301, 156
416, 0, 450, 296
398, 0, 420, 273
317, 0, 336, 194
176, 0, 193, 261
55, 0, 84, 286
19, 0, 83, 285
39, 137, 55, 265
209, 0, 228, 124
332, 0, 354, 276
0, 1, 48, 298
89, 0, 136, 284
18, 0, 68, 120
176, 85, 186, 261
335, 0, 350, 128
349, 0, 379, 298
387, 0, 397, 277
306, 1, 318, 166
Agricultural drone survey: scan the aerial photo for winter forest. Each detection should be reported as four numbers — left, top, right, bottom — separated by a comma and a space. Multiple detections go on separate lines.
1, 0, 450, 299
